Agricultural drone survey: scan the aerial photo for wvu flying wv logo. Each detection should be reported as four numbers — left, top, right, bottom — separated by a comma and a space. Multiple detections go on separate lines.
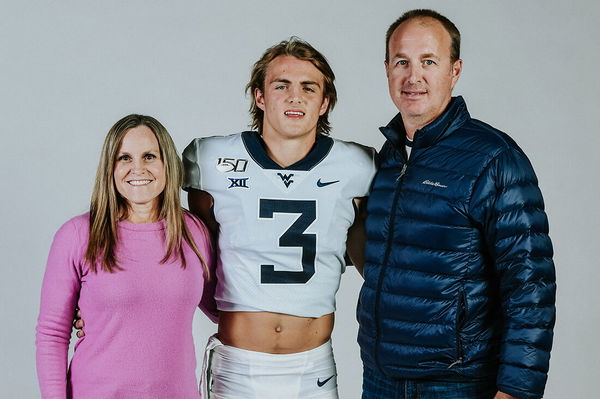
277, 173, 294, 188
228, 177, 249, 188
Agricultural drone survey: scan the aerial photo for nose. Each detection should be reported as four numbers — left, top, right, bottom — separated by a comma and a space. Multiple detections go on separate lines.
287, 85, 303, 104
407, 64, 422, 84
131, 158, 146, 173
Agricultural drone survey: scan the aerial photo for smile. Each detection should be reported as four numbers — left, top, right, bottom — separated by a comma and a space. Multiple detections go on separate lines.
284, 110, 305, 116
402, 90, 427, 97
128, 180, 152, 186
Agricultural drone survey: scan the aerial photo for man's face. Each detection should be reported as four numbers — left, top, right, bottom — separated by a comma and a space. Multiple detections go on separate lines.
385, 17, 461, 133
255, 55, 329, 142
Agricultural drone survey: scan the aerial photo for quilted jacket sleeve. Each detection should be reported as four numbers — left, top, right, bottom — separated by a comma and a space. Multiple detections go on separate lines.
471, 147, 556, 399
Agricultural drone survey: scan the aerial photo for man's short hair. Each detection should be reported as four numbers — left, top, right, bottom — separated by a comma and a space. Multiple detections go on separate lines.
246, 37, 337, 136
385, 9, 461, 63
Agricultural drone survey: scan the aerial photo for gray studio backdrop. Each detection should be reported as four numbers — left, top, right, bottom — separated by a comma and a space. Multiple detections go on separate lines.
1, 1, 598, 397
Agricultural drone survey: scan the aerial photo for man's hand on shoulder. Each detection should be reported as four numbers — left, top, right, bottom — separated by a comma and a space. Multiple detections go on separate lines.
494, 392, 520, 399
73, 309, 85, 338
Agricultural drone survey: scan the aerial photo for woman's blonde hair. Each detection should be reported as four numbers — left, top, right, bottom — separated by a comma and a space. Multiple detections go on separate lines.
85, 114, 209, 276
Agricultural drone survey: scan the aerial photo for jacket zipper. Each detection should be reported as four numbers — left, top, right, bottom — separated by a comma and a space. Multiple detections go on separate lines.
449, 290, 467, 368
373, 159, 408, 376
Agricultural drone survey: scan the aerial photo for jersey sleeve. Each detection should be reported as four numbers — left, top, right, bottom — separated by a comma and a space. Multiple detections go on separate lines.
182, 138, 204, 192
362, 146, 378, 196
36, 217, 86, 399
349, 142, 378, 197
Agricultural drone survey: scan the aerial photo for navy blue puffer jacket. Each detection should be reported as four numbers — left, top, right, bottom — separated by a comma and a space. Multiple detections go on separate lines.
357, 97, 555, 399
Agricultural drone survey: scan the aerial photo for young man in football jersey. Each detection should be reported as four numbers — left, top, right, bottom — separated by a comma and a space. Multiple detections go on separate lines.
183, 38, 377, 398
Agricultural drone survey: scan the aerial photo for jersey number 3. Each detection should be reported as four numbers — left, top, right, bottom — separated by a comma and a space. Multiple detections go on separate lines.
259, 199, 316, 284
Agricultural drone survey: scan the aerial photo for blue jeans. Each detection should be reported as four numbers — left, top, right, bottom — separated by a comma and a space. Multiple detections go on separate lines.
362, 367, 497, 399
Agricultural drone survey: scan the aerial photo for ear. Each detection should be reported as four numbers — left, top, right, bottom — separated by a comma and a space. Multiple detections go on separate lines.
450, 59, 462, 88
318, 96, 330, 116
254, 87, 266, 111
384, 60, 390, 78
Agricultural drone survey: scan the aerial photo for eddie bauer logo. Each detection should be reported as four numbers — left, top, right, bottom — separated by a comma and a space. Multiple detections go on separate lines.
422, 180, 448, 188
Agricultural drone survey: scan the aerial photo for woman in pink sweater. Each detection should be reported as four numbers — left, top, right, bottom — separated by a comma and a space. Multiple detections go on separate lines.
36, 114, 217, 398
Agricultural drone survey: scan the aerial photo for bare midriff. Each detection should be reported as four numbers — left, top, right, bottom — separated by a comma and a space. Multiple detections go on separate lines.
217, 311, 334, 354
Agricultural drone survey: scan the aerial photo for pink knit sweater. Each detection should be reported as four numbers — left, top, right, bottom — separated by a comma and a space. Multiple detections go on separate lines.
36, 213, 217, 399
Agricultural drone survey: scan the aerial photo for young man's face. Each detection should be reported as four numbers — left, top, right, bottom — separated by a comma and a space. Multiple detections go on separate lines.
385, 17, 462, 133
255, 55, 329, 142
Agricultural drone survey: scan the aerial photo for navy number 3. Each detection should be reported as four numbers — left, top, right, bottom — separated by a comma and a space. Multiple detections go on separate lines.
259, 199, 316, 284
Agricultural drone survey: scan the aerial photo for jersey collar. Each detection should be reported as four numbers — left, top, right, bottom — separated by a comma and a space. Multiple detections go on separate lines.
241, 131, 334, 171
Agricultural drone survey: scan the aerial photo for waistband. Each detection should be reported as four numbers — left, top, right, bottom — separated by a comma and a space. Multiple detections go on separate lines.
213, 337, 333, 365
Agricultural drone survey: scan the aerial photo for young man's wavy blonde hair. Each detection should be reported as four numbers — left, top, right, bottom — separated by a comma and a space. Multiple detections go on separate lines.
246, 37, 337, 136
85, 114, 209, 276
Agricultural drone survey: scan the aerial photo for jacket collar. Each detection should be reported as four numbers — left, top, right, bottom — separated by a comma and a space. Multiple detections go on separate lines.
380, 96, 470, 149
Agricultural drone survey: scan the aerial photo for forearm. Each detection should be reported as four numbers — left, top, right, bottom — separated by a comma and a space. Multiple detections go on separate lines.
346, 197, 368, 276
187, 189, 218, 236
187, 190, 220, 321
36, 276, 78, 398
473, 148, 555, 398
494, 202, 555, 397
36, 219, 83, 398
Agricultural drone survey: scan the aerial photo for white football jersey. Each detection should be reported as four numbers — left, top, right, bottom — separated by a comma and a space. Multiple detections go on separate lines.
183, 132, 376, 317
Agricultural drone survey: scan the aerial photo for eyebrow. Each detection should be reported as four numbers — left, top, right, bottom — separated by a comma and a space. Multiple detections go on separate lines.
392, 52, 441, 60
116, 149, 159, 156
420, 53, 440, 60
270, 78, 321, 88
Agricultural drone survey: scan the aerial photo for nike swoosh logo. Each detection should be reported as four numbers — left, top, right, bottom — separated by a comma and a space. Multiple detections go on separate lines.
317, 375, 334, 387
317, 179, 339, 187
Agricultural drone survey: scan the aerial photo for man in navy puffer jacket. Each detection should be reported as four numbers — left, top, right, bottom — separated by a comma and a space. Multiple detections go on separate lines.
357, 9, 555, 399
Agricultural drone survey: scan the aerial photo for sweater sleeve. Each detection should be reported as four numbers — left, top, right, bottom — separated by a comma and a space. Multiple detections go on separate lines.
185, 213, 218, 323
36, 218, 85, 399
472, 148, 556, 399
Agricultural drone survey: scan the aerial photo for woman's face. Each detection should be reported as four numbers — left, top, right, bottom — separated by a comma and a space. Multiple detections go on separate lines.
113, 126, 166, 217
